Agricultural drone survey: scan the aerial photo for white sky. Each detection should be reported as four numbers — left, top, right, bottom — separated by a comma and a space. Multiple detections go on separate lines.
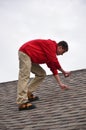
0, 0, 86, 83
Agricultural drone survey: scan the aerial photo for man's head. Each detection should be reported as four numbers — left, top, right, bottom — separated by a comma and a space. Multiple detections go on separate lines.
57, 41, 68, 55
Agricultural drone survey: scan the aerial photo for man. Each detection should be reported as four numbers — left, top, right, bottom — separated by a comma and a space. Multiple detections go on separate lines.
17, 39, 70, 111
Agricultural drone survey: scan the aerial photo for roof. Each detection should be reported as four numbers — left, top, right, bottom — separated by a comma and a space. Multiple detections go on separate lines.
0, 69, 86, 130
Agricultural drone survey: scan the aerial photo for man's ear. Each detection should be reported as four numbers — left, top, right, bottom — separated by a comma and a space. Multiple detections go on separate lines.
59, 46, 62, 50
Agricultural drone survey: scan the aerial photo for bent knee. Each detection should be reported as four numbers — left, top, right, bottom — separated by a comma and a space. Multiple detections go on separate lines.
42, 70, 46, 77
43, 71, 46, 77
40, 70, 46, 78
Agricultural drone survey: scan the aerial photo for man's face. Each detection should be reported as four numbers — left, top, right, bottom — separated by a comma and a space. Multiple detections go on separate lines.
57, 46, 66, 55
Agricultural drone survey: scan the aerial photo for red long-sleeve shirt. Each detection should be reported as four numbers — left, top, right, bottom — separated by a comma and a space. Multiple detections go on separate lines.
19, 39, 61, 75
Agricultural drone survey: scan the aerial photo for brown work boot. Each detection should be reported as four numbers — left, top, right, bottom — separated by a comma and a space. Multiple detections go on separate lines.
18, 102, 36, 111
27, 91, 39, 102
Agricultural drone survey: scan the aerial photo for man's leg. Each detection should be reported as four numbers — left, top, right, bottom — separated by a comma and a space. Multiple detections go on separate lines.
28, 63, 46, 94
17, 51, 32, 104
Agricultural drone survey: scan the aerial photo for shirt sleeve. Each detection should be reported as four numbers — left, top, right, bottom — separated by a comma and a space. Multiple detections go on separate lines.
41, 39, 61, 75
46, 58, 61, 75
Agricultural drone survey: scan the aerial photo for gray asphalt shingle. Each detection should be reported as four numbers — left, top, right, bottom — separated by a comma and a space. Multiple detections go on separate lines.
0, 69, 86, 130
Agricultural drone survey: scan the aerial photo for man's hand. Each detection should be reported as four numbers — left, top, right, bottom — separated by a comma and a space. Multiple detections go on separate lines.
64, 71, 71, 77
59, 83, 70, 90
54, 74, 70, 90
59, 68, 71, 77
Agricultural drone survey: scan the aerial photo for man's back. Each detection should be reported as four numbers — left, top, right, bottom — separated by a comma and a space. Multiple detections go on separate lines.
19, 39, 57, 64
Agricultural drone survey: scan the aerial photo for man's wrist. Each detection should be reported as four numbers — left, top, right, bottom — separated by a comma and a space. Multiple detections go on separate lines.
59, 82, 63, 87
59, 68, 65, 74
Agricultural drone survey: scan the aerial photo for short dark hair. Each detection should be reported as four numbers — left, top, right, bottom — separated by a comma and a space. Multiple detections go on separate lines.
58, 41, 68, 51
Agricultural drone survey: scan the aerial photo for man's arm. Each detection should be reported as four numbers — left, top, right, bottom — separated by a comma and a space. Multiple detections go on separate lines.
59, 67, 71, 77
55, 67, 71, 89
54, 74, 70, 89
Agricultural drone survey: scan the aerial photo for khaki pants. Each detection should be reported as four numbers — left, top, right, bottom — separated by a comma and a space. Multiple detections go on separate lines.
17, 51, 46, 104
